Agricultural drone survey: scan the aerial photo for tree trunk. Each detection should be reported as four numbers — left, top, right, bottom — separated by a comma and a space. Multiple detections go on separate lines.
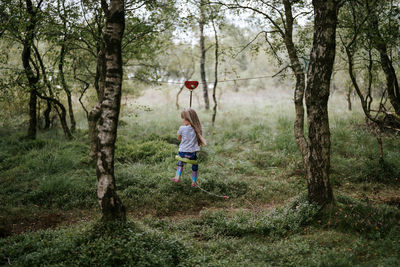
44, 100, 52, 129
88, 48, 106, 162
97, 0, 126, 222
57, 101, 73, 139
28, 89, 37, 139
211, 15, 219, 126
375, 123, 383, 162
22, 0, 39, 139
176, 85, 184, 110
89, 21, 106, 163
304, 0, 340, 206
346, 89, 352, 111
34, 93, 73, 139
31, 42, 72, 139
282, 0, 308, 162
199, 0, 210, 110
88, 103, 101, 162
367, 7, 400, 116
58, 0, 76, 133
59, 38, 76, 132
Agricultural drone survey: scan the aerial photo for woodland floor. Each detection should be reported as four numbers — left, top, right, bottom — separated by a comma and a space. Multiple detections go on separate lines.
1, 90, 399, 266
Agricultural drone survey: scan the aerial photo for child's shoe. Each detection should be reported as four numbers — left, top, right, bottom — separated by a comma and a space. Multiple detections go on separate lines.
191, 182, 198, 187
172, 177, 180, 183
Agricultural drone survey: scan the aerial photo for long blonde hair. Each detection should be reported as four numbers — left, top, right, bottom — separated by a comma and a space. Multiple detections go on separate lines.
181, 108, 207, 146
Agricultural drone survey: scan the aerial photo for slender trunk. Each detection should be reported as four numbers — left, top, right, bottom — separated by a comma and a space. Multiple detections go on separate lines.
304, 0, 340, 206
211, 16, 219, 126
59, 38, 76, 132
97, 0, 126, 222
22, 0, 39, 139
368, 8, 400, 116
57, 102, 72, 139
35, 93, 72, 139
75, 73, 90, 119
176, 85, 184, 110
32, 43, 71, 138
375, 124, 383, 162
199, 0, 209, 110
28, 90, 37, 139
44, 100, 51, 129
346, 90, 352, 111
37, 99, 41, 129
58, 0, 76, 132
282, 0, 308, 162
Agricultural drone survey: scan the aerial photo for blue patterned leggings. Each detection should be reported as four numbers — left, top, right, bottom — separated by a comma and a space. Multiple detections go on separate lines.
176, 151, 198, 182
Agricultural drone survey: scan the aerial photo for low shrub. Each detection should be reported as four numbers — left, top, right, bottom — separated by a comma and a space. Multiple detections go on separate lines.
194, 194, 319, 238
321, 195, 400, 239
0, 221, 187, 266
25, 175, 95, 209
116, 140, 176, 164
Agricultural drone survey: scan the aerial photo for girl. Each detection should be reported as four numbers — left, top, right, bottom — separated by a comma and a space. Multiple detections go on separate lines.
172, 108, 206, 187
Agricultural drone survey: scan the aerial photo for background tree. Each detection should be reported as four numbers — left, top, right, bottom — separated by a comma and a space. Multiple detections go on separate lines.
220, 0, 341, 207
199, 0, 210, 110
70, 0, 176, 162
21, 0, 42, 139
338, 0, 400, 162
209, 1, 221, 125
366, 1, 400, 118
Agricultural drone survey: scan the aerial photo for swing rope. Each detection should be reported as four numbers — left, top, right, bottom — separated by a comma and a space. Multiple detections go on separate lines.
175, 156, 229, 199
196, 185, 229, 199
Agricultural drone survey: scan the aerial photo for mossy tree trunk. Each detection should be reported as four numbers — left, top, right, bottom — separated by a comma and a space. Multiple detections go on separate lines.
97, 0, 126, 222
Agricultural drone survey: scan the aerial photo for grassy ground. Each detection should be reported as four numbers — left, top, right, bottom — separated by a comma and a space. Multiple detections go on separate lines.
0, 89, 399, 266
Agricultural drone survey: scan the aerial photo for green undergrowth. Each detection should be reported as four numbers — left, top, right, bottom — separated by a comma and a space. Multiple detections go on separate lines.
0, 221, 186, 266
331, 118, 400, 185
1, 195, 398, 266
1, 103, 400, 265
141, 194, 400, 266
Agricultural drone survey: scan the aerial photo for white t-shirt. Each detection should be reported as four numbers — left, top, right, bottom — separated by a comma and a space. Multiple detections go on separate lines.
177, 125, 200, 152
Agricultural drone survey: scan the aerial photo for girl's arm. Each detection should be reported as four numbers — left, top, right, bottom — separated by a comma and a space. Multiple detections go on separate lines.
177, 135, 182, 141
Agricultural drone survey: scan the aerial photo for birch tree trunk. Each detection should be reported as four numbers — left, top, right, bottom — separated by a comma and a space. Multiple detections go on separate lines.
304, 0, 340, 206
97, 0, 126, 222
89, 13, 106, 163
199, 0, 210, 110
